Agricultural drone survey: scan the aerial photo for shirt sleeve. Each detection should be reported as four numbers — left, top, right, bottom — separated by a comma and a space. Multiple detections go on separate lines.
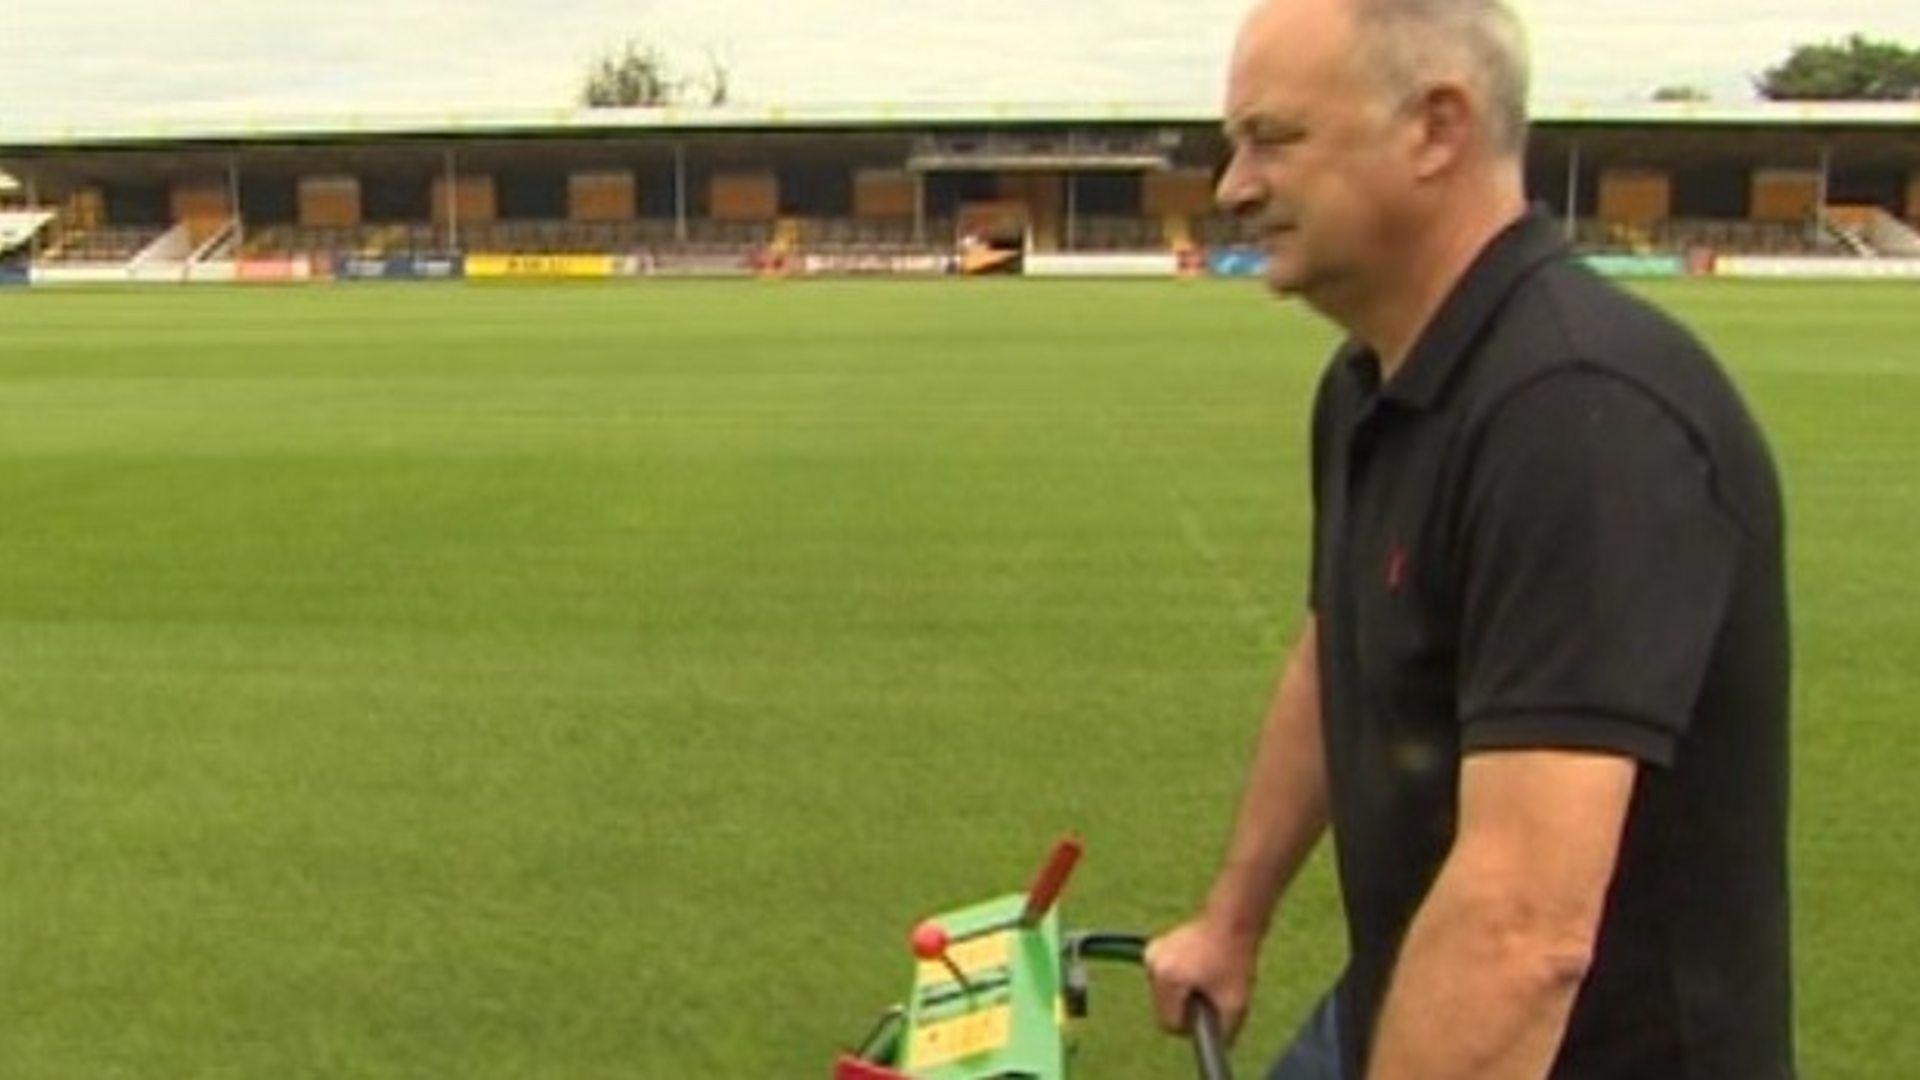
1455, 367, 1740, 767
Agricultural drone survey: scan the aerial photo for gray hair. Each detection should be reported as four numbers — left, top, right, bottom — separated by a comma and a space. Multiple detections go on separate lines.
1352, 0, 1532, 156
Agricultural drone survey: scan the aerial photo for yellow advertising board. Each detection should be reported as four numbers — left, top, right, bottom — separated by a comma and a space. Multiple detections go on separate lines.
465, 254, 619, 279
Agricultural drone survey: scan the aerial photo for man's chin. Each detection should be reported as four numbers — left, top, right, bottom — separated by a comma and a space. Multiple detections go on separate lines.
1262, 242, 1307, 295
1263, 264, 1306, 298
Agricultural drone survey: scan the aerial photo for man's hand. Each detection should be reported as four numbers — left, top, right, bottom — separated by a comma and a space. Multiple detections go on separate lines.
1145, 914, 1263, 1042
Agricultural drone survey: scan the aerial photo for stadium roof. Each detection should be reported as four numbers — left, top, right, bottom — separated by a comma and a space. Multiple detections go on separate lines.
3, 99, 1918, 153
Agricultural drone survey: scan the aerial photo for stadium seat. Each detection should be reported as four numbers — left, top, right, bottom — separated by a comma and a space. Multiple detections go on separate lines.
1568, 217, 1832, 257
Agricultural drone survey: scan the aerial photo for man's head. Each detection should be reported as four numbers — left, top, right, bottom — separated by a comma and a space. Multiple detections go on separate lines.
1218, 0, 1531, 305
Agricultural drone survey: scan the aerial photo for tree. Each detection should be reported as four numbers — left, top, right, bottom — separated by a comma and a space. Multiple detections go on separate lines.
696, 48, 731, 108
1754, 34, 1920, 101
1652, 85, 1711, 103
580, 39, 731, 108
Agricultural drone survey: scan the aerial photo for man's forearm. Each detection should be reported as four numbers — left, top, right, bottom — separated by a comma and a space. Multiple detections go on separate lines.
1202, 617, 1330, 937
1366, 860, 1592, 1079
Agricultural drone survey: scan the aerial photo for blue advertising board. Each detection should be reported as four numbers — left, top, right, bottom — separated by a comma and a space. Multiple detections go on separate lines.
332, 254, 464, 281
1582, 254, 1686, 279
1207, 248, 1269, 278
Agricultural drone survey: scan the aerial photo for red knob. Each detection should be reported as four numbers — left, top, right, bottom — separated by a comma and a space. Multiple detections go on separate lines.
910, 920, 949, 961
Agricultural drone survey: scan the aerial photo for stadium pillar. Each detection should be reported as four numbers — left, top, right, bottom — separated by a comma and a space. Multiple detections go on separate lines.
1564, 141, 1581, 243
228, 154, 244, 253
1816, 144, 1832, 233
444, 148, 461, 253
25, 175, 39, 263
1065, 172, 1078, 251
912, 171, 926, 246
674, 143, 689, 244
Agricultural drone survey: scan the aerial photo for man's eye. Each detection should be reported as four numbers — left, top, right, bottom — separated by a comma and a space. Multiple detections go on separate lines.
1245, 131, 1301, 150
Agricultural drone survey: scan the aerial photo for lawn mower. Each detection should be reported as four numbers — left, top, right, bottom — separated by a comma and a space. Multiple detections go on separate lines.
835, 836, 1231, 1079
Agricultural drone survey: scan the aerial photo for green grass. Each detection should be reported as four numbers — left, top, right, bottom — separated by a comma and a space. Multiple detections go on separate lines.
0, 278, 1913, 1077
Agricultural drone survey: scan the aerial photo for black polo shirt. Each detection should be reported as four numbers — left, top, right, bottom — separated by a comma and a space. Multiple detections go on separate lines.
1308, 213, 1791, 1077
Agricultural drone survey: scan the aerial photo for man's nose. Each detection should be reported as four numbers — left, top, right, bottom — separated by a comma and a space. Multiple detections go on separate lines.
1214, 150, 1262, 219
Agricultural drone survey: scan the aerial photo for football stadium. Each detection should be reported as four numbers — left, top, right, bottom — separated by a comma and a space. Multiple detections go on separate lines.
3, 50, 1919, 1080
4, 101, 1920, 281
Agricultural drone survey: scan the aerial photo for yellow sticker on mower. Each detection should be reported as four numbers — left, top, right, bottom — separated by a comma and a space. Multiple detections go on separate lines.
907, 1002, 1013, 1069
912, 931, 1011, 987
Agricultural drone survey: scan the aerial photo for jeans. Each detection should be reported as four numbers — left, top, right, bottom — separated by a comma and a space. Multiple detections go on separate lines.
1265, 984, 1345, 1080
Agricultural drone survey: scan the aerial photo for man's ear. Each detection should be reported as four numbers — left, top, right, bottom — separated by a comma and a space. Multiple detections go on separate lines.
1409, 81, 1476, 180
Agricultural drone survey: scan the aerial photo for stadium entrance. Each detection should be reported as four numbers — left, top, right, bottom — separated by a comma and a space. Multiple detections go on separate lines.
957, 200, 1028, 274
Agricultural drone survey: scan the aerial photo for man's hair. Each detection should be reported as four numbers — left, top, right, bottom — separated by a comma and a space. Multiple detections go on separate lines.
1351, 0, 1532, 157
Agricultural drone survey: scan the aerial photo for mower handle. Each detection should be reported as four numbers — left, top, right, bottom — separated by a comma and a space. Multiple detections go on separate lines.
1065, 933, 1233, 1080
1185, 993, 1231, 1080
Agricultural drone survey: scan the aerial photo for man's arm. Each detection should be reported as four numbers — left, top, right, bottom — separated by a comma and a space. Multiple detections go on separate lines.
1145, 616, 1329, 1037
1198, 614, 1330, 935
1366, 750, 1637, 1079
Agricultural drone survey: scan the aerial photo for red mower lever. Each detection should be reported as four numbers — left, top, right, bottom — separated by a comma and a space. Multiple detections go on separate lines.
1019, 834, 1084, 927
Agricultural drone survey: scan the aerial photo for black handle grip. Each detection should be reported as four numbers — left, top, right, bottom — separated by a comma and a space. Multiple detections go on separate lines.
1061, 932, 1233, 1080
1185, 993, 1232, 1080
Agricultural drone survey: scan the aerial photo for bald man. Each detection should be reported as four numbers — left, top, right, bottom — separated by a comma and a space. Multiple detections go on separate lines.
1144, 2, 1792, 1078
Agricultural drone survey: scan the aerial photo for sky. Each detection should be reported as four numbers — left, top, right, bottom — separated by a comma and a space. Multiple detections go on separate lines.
1, 1, 1917, 129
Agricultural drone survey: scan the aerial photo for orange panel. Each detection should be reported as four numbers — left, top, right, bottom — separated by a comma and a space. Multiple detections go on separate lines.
957, 200, 1028, 244
567, 171, 635, 222
1750, 169, 1819, 223
710, 173, 778, 221
1142, 169, 1215, 218
65, 188, 106, 229
299, 176, 362, 228
1825, 204, 1879, 231
1597, 168, 1671, 225
170, 178, 230, 225
996, 174, 1063, 251
433, 175, 498, 225
854, 170, 916, 219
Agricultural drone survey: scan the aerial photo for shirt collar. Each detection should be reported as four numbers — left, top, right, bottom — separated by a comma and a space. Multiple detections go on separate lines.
1350, 209, 1569, 412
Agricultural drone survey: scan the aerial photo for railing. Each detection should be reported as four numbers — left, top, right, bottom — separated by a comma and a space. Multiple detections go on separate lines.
1575, 218, 1837, 256
789, 218, 955, 251
1192, 215, 1260, 248
1070, 216, 1166, 251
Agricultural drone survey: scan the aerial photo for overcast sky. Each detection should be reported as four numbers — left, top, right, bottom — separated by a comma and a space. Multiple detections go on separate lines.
2, 1, 1916, 129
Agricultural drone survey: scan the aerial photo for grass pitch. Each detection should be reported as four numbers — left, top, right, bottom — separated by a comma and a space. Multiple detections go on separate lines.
1, 278, 1914, 1076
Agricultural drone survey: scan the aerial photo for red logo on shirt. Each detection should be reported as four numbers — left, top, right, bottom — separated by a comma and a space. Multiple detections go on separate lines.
1386, 543, 1408, 592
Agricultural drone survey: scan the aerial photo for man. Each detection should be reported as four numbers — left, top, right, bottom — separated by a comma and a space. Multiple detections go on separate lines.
1144, 1, 1792, 1077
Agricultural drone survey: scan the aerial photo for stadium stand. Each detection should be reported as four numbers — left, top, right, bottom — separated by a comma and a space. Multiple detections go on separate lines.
240, 224, 440, 259
1574, 217, 1836, 257
1071, 216, 1167, 251
1825, 205, 1920, 258
36, 224, 167, 264
236, 219, 802, 258
789, 217, 955, 254
2, 104, 1914, 271
459, 220, 656, 254
1193, 214, 1262, 249
0, 209, 53, 253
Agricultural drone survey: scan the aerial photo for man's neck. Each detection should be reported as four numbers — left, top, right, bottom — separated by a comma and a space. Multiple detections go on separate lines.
1323, 176, 1527, 381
